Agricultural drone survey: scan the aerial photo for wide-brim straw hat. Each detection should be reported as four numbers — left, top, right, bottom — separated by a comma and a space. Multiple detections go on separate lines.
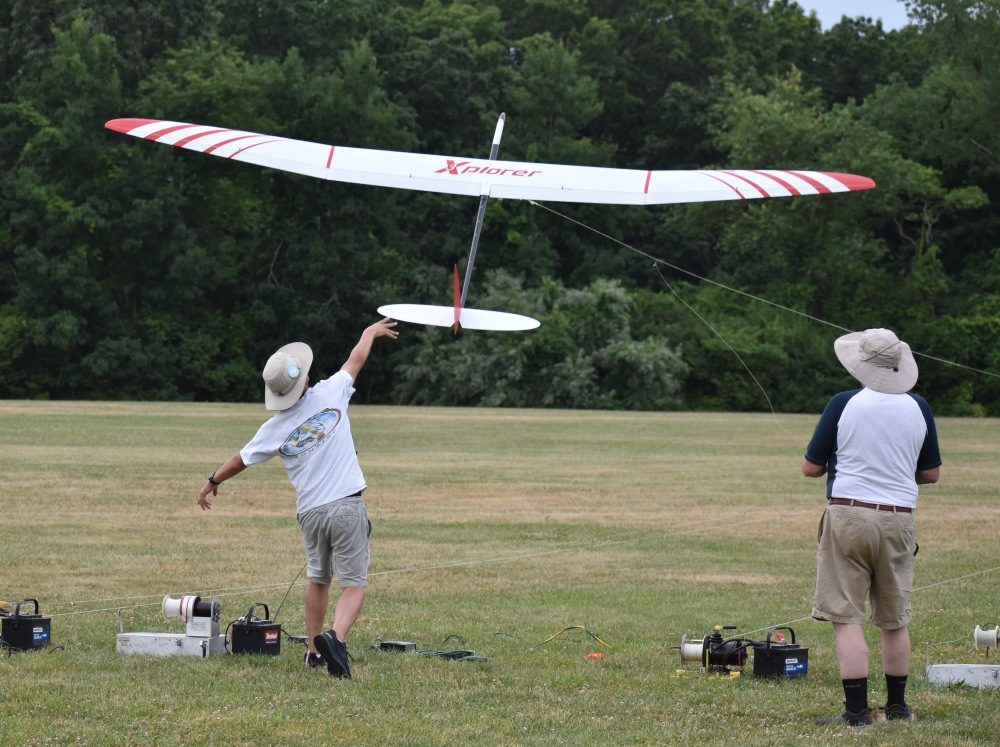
834, 328, 917, 394
262, 342, 313, 410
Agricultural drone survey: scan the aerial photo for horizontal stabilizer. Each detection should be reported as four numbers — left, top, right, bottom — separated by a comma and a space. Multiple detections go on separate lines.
378, 304, 540, 331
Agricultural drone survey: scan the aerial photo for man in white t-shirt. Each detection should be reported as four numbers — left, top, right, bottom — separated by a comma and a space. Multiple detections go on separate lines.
803, 328, 941, 726
197, 318, 398, 678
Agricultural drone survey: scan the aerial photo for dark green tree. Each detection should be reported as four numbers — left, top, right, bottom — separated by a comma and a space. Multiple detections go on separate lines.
392, 271, 688, 409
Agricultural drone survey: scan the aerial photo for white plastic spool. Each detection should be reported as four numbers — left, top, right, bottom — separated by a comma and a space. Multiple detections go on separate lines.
162, 595, 199, 623
679, 633, 706, 663
974, 625, 999, 650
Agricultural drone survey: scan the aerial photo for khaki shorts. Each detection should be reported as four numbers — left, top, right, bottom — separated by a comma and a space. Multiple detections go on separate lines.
297, 495, 370, 587
812, 505, 916, 628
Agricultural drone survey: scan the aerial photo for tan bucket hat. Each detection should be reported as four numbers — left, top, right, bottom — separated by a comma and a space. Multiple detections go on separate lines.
833, 328, 917, 394
262, 342, 313, 410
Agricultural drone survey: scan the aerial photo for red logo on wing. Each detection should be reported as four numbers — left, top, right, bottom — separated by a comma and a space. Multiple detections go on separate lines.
435, 160, 468, 175
433, 161, 542, 178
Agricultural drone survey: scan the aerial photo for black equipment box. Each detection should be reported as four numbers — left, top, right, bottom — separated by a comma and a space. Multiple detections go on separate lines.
752, 626, 808, 678
230, 603, 281, 656
378, 640, 416, 653
1, 598, 51, 652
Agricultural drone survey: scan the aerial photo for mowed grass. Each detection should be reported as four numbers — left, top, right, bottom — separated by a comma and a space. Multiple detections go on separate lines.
0, 400, 998, 746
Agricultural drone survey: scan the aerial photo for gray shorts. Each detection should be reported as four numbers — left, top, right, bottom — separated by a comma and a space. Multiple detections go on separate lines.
812, 505, 916, 628
297, 495, 370, 587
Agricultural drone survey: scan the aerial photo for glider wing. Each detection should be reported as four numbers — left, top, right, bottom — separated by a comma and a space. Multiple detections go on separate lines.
105, 118, 875, 205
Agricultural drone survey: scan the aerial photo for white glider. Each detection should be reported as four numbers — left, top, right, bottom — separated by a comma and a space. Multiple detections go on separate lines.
106, 116, 875, 331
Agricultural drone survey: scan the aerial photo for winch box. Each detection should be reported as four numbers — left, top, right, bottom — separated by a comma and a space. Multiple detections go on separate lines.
230, 603, 281, 656
1, 598, 51, 652
116, 632, 227, 658
752, 627, 808, 678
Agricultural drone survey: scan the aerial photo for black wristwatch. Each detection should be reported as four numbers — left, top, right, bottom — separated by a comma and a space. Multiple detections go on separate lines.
207, 472, 221, 486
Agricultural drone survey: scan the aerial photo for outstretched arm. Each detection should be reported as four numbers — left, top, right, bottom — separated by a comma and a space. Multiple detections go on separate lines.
197, 452, 247, 510
340, 317, 399, 382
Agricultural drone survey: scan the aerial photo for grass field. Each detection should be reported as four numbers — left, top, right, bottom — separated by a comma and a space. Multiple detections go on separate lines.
1, 400, 998, 746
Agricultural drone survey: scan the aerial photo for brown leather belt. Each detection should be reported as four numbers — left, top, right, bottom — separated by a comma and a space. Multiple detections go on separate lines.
829, 498, 912, 513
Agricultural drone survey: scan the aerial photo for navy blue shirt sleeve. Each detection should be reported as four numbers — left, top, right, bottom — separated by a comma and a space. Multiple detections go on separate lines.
804, 390, 860, 499
804, 390, 858, 466
908, 392, 943, 470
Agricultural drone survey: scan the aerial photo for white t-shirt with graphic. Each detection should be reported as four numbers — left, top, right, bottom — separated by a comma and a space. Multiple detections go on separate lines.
240, 371, 366, 514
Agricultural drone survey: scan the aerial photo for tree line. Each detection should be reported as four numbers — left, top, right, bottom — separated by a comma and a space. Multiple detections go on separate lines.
1, 0, 998, 415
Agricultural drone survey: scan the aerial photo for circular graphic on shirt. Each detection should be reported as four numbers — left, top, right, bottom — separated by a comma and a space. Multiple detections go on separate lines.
280, 408, 342, 457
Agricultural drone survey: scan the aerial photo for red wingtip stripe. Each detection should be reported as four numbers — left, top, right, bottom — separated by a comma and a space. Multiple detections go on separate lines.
105, 118, 159, 134
644, 171, 652, 194
721, 170, 769, 198
785, 171, 831, 194
701, 171, 746, 199
203, 134, 259, 155
143, 124, 197, 141
326, 146, 336, 169
822, 172, 877, 191
223, 138, 281, 159
174, 128, 230, 148
749, 170, 801, 196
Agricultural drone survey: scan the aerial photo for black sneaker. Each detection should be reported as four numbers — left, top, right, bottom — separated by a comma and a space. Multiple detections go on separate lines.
880, 703, 916, 722
314, 630, 351, 679
304, 651, 326, 669
815, 708, 874, 727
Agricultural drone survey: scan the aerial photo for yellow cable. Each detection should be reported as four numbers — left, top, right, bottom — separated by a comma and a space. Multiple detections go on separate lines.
538, 626, 612, 648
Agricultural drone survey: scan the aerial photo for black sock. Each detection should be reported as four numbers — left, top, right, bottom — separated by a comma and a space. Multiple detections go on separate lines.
885, 674, 908, 706
843, 677, 868, 713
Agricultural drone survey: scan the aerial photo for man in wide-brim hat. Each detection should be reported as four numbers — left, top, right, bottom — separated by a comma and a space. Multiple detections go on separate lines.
197, 317, 398, 680
802, 328, 942, 727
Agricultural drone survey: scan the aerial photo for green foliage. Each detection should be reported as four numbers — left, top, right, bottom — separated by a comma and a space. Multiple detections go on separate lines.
0, 0, 997, 413
380, 0, 509, 152
392, 272, 687, 409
